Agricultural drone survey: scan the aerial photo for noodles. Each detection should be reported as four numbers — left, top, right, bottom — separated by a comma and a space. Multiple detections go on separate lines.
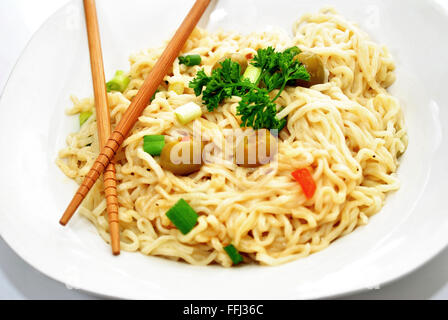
57, 8, 407, 267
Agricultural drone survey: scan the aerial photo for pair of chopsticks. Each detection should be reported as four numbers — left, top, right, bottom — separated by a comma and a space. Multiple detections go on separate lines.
60, 0, 211, 254
83, 0, 120, 255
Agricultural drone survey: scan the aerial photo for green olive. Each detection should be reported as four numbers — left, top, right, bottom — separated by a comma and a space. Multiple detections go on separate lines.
294, 52, 325, 87
235, 129, 277, 168
212, 53, 248, 74
159, 140, 204, 175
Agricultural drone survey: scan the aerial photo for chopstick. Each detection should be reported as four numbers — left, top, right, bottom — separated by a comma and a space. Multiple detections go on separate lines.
59, 0, 211, 225
83, 0, 120, 255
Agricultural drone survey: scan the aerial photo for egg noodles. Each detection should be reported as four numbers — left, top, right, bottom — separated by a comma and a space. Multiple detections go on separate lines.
57, 8, 407, 266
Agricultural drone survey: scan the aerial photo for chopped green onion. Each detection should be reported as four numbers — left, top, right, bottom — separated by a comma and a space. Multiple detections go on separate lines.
106, 70, 130, 92
168, 82, 184, 95
174, 102, 202, 125
166, 199, 199, 235
143, 135, 165, 156
224, 244, 243, 265
151, 89, 160, 101
79, 110, 92, 126
179, 54, 202, 66
243, 64, 262, 84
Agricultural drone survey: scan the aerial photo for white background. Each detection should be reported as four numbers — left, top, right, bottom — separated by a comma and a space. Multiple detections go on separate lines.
0, 0, 447, 300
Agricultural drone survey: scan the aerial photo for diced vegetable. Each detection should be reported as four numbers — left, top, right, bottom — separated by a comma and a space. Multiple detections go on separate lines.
106, 70, 130, 92
224, 244, 243, 265
174, 102, 202, 125
179, 54, 202, 66
150, 89, 160, 101
165, 198, 199, 234
143, 135, 165, 156
293, 52, 325, 87
291, 168, 316, 199
242, 64, 262, 84
79, 110, 92, 126
168, 82, 184, 95
159, 140, 204, 175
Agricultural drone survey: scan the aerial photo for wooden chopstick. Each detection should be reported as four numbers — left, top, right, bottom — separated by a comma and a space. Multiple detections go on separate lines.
82, 0, 120, 255
59, 0, 211, 225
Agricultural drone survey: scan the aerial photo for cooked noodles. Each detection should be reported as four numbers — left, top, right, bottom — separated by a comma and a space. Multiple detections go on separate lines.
57, 8, 407, 266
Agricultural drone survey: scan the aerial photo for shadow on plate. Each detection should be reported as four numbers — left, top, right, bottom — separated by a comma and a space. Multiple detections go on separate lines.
0, 237, 447, 299
341, 247, 448, 299
0, 239, 98, 299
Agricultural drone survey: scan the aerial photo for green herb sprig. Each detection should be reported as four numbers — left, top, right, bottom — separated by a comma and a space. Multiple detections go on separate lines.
189, 46, 309, 130
190, 59, 256, 112
252, 46, 309, 100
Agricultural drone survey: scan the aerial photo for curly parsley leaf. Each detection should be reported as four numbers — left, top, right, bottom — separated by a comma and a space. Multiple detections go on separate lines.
236, 89, 286, 130
189, 47, 310, 129
255, 46, 310, 97
189, 70, 210, 96
189, 59, 254, 112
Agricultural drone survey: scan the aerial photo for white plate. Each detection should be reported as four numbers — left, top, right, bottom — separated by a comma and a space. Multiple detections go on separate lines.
1, 0, 448, 300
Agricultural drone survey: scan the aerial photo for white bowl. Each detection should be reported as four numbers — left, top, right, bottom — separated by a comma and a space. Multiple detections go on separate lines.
0, 0, 447, 299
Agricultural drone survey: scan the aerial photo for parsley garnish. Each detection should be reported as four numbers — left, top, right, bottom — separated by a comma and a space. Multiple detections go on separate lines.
190, 59, 255, 112
237, 88, 287, 130
253, 46, 310, 100
189, 46, 310, 130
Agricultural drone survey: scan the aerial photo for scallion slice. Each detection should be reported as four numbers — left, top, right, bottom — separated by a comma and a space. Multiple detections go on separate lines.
106, 70, 130, 92
165, 199, 199, 235
143, 135, 165, 156
79, 110, 92, 126
243, 64, 262, 84
174, 102, 202, 125
168, 82, 184, 95
179, 54, 201, 66
151, 89, 160, 101
224, 244, 243, 265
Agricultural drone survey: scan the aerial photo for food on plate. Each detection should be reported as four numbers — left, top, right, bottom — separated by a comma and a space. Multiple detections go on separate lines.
57, 8, 407, 267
